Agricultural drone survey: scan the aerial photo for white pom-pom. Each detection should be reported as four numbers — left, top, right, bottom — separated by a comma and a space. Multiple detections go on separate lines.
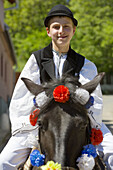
36, 91, 48, 107
76, 154, 95, 170
75, 88, 89, 105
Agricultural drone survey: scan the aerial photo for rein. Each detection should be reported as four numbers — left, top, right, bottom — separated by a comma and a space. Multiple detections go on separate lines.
37, 122, 42, 154
86, 118, 92, 144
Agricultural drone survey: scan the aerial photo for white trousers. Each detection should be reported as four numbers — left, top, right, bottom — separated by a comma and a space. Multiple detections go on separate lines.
0, 133, 31, 170
0, 123, 113, 170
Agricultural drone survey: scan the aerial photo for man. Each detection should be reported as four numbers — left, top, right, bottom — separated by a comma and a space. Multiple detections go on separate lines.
0, 4, 113, 170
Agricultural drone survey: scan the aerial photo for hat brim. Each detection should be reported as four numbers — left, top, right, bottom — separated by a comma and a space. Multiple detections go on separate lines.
44, 13, 78, 27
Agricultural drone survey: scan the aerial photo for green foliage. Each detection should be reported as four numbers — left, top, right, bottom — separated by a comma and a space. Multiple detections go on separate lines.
4, 0, 113, 73
70, 0, 113, 73
4, 0, 67, 71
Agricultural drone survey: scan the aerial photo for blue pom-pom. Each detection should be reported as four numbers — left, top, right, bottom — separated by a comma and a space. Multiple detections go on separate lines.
85, 96, 94, 109
82, 144, 97, 158
30, 149, 45, 167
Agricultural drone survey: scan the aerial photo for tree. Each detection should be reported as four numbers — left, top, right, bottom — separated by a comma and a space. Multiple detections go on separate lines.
5, 0, 113, 73
69, 0, 113, 73
4, 0, 67, 71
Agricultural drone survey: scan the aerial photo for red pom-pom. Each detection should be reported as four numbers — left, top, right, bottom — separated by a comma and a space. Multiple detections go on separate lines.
29, 109, 40, 126
90, 128, 103, 145
53, 85, 70, 103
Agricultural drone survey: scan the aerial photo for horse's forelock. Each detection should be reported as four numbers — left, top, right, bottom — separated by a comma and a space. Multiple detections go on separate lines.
43, 75, 81, 92
38, 98, 88, 121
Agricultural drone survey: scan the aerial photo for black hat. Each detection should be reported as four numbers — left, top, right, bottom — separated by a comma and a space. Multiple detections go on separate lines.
44, 4, 78, 27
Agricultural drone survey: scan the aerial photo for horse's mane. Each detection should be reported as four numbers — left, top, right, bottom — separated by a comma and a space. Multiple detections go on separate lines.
43, 75, 81, 92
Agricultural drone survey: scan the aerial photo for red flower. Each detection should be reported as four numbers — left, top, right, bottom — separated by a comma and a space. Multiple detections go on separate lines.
29, 109, 40, 126
53, 85, 70, 103
90, 128, 103, 145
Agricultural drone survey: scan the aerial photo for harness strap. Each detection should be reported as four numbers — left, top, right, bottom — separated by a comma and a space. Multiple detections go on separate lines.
37, 124, 42, 154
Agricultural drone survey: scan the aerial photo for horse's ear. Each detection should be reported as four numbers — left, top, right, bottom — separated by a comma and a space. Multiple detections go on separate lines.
21, 78, 44, 96
81, 72, 105, 94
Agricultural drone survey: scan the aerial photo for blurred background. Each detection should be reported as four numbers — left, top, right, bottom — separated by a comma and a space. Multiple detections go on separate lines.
0, 0, 113, 152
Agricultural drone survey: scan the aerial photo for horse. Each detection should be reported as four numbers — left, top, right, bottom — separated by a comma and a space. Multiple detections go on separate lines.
21, 73, 106, 170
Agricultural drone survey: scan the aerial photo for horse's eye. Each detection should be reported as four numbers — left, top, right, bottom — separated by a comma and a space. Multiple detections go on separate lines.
37, 119, 48, 132
80, 123, 87, 131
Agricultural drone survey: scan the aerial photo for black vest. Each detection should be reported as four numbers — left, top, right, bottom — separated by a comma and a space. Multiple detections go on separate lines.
33, 43, 85, 84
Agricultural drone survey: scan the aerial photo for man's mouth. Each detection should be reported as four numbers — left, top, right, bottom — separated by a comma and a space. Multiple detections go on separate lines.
58, 35, 67, 39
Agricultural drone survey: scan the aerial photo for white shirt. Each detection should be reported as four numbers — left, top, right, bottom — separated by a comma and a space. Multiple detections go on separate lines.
9, 52, 103, 135
53, 50, 67, 78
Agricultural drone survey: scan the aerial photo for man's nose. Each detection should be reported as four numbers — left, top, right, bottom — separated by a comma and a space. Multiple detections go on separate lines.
59, 26, 63, 33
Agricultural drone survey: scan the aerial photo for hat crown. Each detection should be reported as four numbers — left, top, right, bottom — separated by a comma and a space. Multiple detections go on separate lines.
44, 4, 78, 27
48, 4, 73, 17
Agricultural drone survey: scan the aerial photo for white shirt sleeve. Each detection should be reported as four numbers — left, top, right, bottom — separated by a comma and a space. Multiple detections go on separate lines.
9, 54, 41, 133
79, 58, 103, 128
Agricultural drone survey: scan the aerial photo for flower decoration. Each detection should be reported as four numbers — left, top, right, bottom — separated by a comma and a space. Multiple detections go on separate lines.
77, 154, 95, 170
30, 149, 45, 167
81, 144, 97, 158
90, 128, 103, 145
76, 129, 103, 170
85, 96, 94, 109
30, 150, 61, 170
41, 161, 61, 170
76, 144, 97, 170
53, 85, 70, 103
29, 109, 40, 126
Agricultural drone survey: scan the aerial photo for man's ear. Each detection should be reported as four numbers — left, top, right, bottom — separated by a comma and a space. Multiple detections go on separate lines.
46, 27, 51, 37
73, 26, 76, 34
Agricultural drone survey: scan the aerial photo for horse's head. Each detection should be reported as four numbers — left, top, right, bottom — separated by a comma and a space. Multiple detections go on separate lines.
22, 73, 104, 169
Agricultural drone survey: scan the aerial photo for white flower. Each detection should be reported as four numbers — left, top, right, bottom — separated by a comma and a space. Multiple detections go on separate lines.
76, 154, 95, 170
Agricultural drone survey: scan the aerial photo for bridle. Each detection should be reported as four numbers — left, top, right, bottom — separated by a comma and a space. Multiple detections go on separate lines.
36, 114, 92, 170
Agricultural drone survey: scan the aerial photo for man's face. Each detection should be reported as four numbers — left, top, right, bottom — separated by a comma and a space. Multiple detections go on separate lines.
46, 16, 76, 50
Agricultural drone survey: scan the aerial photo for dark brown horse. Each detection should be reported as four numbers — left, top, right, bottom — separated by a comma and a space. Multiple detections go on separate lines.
21, 73, 106, 170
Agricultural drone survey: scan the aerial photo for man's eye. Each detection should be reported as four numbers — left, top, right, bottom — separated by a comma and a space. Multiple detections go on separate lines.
64, 25, 69, 28
54, 26, 60, 29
